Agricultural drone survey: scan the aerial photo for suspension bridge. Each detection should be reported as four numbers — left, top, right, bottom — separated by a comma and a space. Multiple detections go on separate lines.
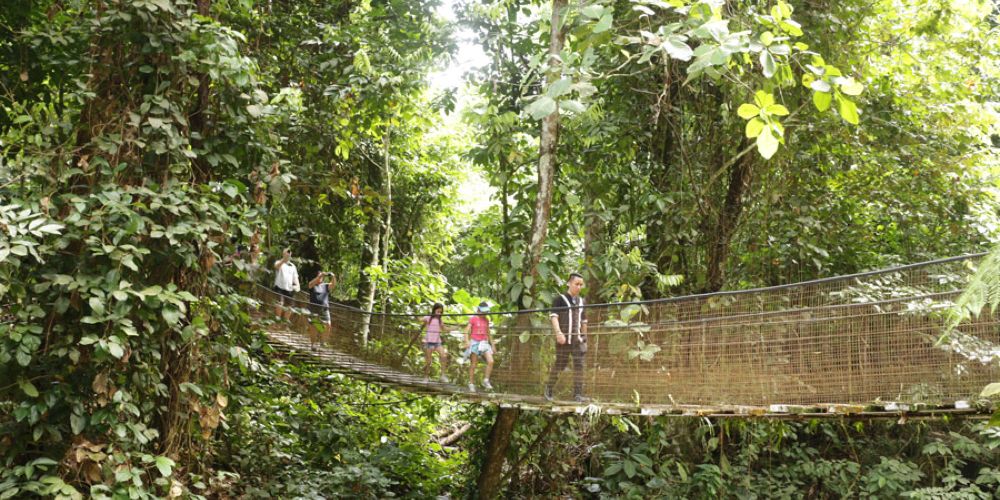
257, 254, 1000, 419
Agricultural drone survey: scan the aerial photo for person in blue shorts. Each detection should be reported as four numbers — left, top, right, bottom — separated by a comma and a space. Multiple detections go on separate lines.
464, 302, 495, 392
308, 270, 336, 342
421, 303, 449, 383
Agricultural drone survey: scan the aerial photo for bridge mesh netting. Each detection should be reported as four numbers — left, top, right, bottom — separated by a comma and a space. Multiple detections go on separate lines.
256, 254, 1000, 413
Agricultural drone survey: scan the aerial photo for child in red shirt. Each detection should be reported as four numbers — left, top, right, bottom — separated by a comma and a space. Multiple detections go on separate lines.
464, 302, 495, 392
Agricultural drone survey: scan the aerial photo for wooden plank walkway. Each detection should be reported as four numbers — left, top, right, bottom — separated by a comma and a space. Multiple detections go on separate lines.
265, 328, 994, 420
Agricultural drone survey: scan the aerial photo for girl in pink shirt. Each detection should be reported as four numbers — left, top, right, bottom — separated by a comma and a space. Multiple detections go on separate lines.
464, 301, 495, 392
421, 303, 448, 383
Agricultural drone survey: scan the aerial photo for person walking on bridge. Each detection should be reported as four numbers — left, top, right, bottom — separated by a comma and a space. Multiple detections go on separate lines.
544, 272, 589, 403
421, 303, 449, 383
308, 270, 336, 343
464, 302, 495, 393
273, 248, 300, 320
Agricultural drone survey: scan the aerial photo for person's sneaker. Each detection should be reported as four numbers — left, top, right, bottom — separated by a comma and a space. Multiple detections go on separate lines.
482, 379, 493, 390
573, 394, 591, 403
543, 386, 553, 402
439, 375, 448, 384
468, 383, 476, 393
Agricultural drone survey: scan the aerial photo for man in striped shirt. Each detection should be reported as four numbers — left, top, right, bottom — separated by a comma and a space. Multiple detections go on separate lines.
544, 272, 589, 403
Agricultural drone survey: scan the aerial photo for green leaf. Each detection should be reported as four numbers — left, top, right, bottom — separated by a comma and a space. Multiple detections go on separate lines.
526, 96, 557, 120
107, 341, 124, 359
769, 43, 791, 56
623, 460, 636, 478
71, 413, 87, 434
737, 103, 760, 119
753, 90, 775, 108
155, 456, 175, 477
546, 77, 573, 98
19, 379, 39, 398
760, 51, 776, 78
89, 297, 105, 316
760, 31, 774, 46
836, 94, 859, 124
581, 4, 604, 19
162, 308, 182, 326
780, 20, 803, 37
839, 77, 864, 96
692, 19, 729, 41
559, 99, 586, 113
988, 411, 1000, 427
509, 283, 523, 302
810, 79, 831, 92
981, 383, 1000, 398
813, 91, 832, 112
662, 37, 693, 61
37, 224, 62, 235
594, 13, 613, 33
756, 128, 779, 159
765, 104, 789, 116
745, 118, 765, 138
621, 304, 642, 322
51, 274, 74, 286
179, 382, 204, 396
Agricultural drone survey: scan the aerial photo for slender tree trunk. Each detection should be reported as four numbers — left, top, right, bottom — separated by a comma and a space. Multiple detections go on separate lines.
704, 141, 754, 292
189, 0, 212, 181
583, 206, 606, 358
359, 133, 391, 343
500, 154, 512, 259
523, 0, 567, 294
509, 0, 568, 386
380, 130, 392, 269
378, 130, 392, 318
643, 61, 681, 297
475, 407, 520, 499
358, 229, 380, 345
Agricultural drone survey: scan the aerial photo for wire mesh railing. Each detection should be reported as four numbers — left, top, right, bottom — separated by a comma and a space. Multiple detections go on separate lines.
255, 253, 1000, 410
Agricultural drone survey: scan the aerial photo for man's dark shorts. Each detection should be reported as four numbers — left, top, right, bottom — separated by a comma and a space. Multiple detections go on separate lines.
310, 303, 331, 324
273, 286, 295, 307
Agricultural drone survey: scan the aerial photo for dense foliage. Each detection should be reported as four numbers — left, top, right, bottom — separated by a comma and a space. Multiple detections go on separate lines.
1, 0, 998, 497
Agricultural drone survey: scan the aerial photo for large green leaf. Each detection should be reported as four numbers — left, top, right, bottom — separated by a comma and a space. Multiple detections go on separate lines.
836, 94, 859, 124
526, 96, 557, 120
756, 128, 779, 159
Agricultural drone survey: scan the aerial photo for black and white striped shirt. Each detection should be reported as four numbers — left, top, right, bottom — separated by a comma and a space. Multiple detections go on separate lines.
550, 293, 586, 343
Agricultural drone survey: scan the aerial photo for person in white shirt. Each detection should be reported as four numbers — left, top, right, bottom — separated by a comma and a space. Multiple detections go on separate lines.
273, 248, 300, 320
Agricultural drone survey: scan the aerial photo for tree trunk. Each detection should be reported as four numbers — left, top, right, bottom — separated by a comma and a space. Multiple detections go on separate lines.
500, 154, 512, 259
358, 228, 380, 345
704, 141, 754, 292
643, 60, 681, 297
379, 130, 392, 271
378, 130, 392, 319
523, 0, 567, 295
583, 207, 606, 359
475, 407, 520, 499
359, 133, 391, 344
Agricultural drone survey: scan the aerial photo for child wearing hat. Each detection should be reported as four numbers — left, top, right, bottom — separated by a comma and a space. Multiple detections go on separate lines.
464, 301, 495, 392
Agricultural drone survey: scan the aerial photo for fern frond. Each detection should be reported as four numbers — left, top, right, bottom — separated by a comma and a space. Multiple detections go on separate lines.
946, 246, 1000, 334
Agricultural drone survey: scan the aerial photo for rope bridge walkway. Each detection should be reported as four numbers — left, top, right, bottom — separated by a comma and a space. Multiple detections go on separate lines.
256, 254, 1000, 418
